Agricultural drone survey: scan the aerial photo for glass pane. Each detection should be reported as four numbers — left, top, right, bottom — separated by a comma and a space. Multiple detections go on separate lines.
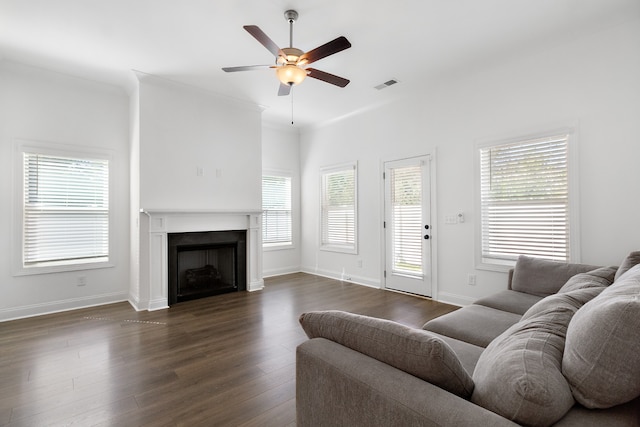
391, 165, 422, 274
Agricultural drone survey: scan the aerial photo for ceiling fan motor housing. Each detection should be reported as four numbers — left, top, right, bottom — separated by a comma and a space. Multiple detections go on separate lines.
284, 10, 298, 23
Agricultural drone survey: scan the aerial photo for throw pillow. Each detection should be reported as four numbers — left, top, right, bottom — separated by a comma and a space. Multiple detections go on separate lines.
511, 255, 599, 297
521, 286, 606, 321
299, 310, 474, 398
562, 266, 640, 408
471, 306, 576, 427
558, 266, 616, 293
614, 251, 640, 281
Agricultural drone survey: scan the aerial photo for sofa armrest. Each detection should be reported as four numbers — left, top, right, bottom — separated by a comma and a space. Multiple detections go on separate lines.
297, 338, 519, 427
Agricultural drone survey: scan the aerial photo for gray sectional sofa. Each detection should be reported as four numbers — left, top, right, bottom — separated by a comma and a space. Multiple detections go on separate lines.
296, 253, 640, 426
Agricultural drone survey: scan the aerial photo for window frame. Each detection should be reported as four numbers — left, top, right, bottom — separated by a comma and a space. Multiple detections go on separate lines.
262, 170, 294, 250
319, 161, 358, 255
13, 139, 115, 276
474, 127, 580, 272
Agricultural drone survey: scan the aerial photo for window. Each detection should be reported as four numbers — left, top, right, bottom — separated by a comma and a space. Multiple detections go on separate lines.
262, 173, 292, 247
390, 164, 423, 275
17, 142, 112, 273
477, 131, 577, 268
320, 162, 357, 253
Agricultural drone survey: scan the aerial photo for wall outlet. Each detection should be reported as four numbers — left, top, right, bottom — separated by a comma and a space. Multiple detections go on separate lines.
77, 276, 87, 286
357, 259, 363, 268
467, 274, 476, 286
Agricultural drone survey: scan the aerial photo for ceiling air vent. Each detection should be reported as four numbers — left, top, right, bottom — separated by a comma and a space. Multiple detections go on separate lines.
374, 79, 399, 90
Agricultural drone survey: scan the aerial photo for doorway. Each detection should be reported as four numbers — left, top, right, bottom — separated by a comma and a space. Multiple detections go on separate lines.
384, 155, 432, 297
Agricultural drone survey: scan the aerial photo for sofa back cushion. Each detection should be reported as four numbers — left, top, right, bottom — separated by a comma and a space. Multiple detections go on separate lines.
510, 256, 599, 297
299, 310, 475, 399
562, 264, 640, 408
558, 266, 616, 293
614, 250, 640, 281
471, 304, 576, 427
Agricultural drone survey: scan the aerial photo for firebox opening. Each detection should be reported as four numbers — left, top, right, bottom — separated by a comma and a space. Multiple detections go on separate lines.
168, 230, 247, 305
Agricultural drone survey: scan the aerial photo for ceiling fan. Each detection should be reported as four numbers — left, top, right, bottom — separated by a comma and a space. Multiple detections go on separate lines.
222, 10, 351, 96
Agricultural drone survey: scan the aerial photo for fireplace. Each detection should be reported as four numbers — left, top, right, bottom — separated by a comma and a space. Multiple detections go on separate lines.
168, 230, 247, 305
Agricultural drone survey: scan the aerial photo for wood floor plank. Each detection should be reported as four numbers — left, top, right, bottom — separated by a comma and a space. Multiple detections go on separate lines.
0, 273, 457, 426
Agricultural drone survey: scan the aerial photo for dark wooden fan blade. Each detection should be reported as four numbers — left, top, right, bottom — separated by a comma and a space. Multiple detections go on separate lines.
307, 68, 350, 88
243, 25, 285, 59
278, 83, 292, 96
300, 36, 351, 65
222, 65, 272, 72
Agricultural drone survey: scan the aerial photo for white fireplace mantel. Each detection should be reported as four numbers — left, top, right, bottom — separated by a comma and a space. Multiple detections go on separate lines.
131, 209, 264, 311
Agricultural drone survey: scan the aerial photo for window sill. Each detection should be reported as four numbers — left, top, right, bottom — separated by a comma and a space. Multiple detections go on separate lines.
320, 244, 358, 255
263, 243, 295, 252
14, 259, 114, 277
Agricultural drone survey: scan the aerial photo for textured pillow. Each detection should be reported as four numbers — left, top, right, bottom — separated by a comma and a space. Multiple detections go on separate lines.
511, 256, 599, 297
562, 266, 640, 408
614, 251, 640, 281
558, 266, 616, 293
521, 286, 606, 321
299, 310, 474, 398
472, 306, 576, 427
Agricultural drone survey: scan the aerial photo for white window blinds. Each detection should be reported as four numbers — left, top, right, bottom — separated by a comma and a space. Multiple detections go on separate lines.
23, 152, 109, 266
321, 164, 357, 252
479, 134, 570, 263
262, 175, 292, 246
391, 165, 423, 275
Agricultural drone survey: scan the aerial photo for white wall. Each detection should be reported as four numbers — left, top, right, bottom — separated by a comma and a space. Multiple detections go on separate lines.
299, 19, 640, 305
262, 123, 301, 276
0, 61, 131, 320
137, 76, 263, 211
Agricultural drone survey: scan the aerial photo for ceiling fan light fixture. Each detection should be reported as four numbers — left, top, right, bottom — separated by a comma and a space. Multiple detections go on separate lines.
276, 64, 307, 86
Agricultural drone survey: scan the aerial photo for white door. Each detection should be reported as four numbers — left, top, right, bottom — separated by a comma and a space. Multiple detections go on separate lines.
384, 156, 432, 297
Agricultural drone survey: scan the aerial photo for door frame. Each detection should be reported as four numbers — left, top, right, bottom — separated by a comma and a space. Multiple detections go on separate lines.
380, 150, 438, 300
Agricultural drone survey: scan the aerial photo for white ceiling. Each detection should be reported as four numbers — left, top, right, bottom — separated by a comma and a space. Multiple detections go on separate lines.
1, 0, 639, 128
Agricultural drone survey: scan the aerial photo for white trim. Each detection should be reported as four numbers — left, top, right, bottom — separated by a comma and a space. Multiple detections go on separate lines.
300, 266, 381, 289
262, 169, 295, 250
474, 124, 580, 271
12, 139, 116, 276
319, 161, 358, 255
379, 151, 438, 300
0, 292, 128, 322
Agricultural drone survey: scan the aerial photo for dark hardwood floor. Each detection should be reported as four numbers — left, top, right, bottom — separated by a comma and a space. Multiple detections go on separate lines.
0, 273, 458, 427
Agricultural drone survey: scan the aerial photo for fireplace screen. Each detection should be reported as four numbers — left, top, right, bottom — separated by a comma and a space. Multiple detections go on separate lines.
168, 231, 246, 304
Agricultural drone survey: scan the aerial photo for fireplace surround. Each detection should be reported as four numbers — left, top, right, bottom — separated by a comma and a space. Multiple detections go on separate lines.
131, 209, 263, 311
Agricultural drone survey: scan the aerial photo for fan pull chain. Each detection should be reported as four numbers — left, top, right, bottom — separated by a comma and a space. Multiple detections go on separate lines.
291, 85, 294, 125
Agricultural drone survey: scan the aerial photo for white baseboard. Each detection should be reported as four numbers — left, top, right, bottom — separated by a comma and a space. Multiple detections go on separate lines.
0, 292, 129, 322
300, 266, 381, 289
436, 291, 475, 307
263, 266, 301, 278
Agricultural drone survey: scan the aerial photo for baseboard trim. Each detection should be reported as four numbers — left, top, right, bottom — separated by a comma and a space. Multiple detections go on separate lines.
300, 266, 381, 289
0, 292, 129, 322
436, 291, 475, 307
263, 266, 301, 278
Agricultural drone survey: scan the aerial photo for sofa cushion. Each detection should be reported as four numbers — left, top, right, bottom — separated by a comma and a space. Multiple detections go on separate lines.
558, 266, 616, 293
511, 255, 600, 297
471, 304, 577, 427
614, 250, 640, 281
298, 310, 475, 398
423, 332, 485, 375
521, 286, 606, 321
474, 290, 543, 315
562, 264, 640, 408
423, 305, 521, 348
